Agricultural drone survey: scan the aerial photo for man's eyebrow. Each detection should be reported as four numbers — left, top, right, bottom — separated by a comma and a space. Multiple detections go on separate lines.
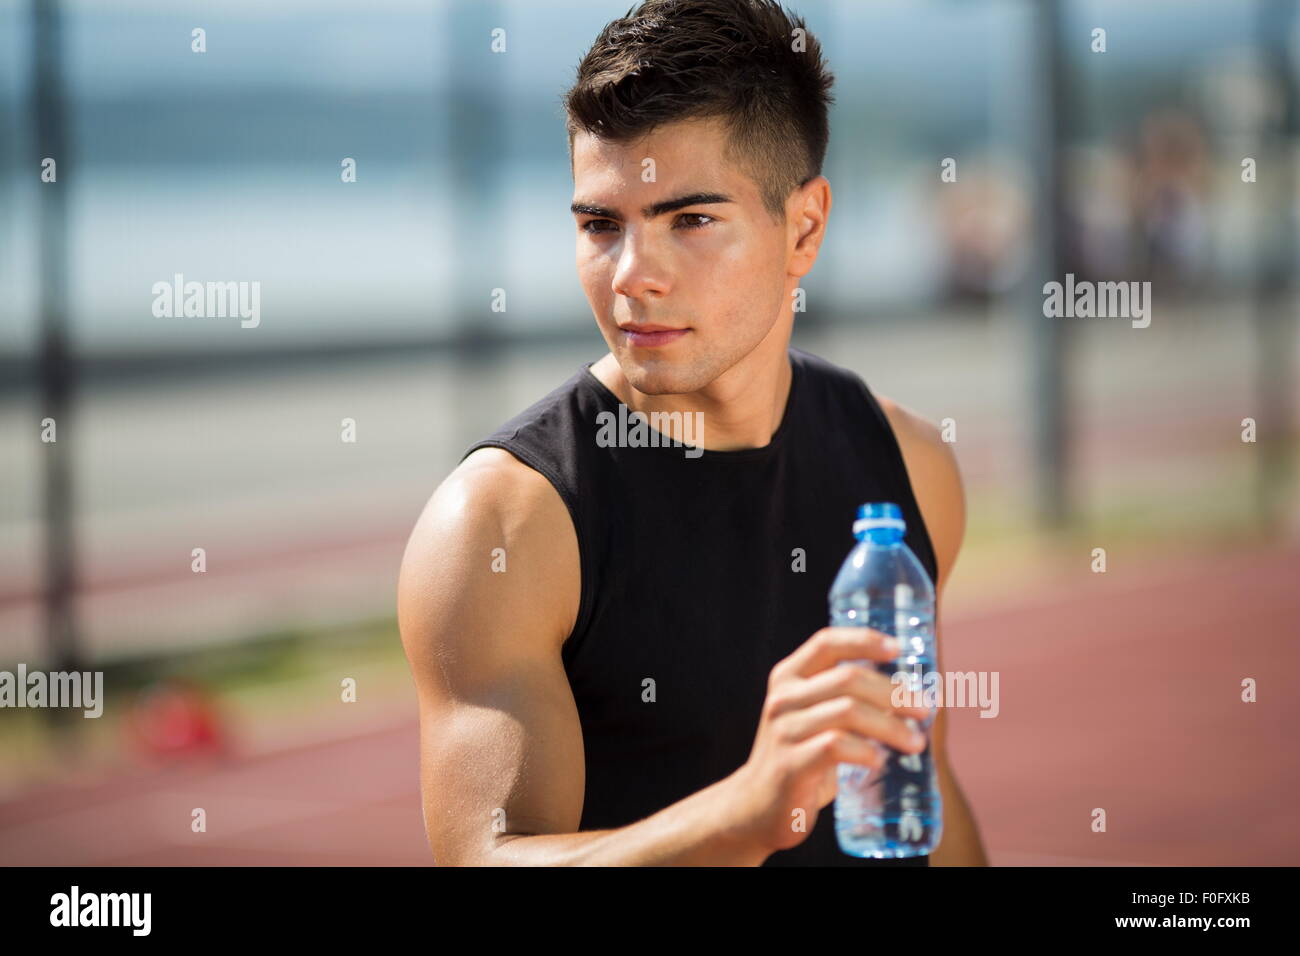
570, 192, 734, 221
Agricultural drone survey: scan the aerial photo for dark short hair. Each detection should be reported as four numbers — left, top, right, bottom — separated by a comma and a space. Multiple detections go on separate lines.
564, 0, 835, 222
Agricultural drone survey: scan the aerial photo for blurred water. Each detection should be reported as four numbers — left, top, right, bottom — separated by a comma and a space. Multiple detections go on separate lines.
0, 160, 967, 355
1, 0, 1279, 357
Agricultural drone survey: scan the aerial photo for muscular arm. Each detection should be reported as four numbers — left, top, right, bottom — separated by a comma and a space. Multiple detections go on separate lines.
397, 448, 764, 866
880, 398, 991, 867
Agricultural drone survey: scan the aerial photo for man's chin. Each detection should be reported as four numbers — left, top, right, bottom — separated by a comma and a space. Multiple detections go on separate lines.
618, 356, 708, 396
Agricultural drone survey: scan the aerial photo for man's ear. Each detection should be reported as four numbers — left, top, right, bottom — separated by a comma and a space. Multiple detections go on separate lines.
787, 175, 832, 280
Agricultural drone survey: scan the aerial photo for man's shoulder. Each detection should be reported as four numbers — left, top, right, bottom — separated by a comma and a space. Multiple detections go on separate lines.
791, 348, 931, 439
790, 347, 965, 587
399, 444, 580, 654
871, 393, 965, 592
874, 394, 942, 452
457, 444, 558, 497
873, 395, 960, 504
421, 445, 571, 548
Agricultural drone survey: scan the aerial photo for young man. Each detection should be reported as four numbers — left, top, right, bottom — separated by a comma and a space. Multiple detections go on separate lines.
398, 0, 988, 866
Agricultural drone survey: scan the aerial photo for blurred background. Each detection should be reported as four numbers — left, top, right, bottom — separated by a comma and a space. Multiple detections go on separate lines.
1, 0, 1297, 865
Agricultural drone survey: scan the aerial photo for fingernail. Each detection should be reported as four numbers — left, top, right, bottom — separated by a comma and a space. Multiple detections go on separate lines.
883, 637, 901, 654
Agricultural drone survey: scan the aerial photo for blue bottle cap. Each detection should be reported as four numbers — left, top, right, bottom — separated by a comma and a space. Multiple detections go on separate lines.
853, 501, 905, 536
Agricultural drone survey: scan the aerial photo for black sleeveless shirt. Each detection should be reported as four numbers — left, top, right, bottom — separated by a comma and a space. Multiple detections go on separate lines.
462, 346, 938, 866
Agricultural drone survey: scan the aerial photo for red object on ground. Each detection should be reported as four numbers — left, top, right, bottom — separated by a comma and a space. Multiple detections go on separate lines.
127, 679, 229, 760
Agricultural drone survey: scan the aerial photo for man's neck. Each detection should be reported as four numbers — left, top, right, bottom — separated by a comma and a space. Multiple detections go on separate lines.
589, 329, 795, 453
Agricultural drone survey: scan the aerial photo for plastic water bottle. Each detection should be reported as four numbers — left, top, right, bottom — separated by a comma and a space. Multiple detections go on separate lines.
829, 501, 942, 858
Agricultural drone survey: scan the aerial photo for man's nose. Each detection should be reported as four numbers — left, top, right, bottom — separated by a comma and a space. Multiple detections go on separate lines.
611, 228, 670, 299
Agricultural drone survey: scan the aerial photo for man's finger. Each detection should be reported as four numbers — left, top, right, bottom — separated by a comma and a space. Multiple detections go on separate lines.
779, 626, 901, 681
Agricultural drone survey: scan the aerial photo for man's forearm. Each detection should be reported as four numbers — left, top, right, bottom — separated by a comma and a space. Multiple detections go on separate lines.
485, 772, 769, 866
930, 759, 989, 866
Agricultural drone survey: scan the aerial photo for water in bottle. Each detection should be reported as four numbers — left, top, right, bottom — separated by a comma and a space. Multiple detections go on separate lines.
829, 501, 942, 858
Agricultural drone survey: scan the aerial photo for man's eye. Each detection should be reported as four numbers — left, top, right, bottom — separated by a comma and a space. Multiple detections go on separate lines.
676, 213, 713, 230
580, 214, 714, 234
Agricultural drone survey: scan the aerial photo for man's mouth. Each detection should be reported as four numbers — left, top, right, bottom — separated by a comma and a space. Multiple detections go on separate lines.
618, 324, 690, 348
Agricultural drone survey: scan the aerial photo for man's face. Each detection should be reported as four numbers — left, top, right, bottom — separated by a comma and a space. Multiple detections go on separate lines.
571, 116, 793, 395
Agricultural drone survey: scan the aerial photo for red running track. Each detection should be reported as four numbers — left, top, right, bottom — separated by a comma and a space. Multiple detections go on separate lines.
1, 543, 1297, 866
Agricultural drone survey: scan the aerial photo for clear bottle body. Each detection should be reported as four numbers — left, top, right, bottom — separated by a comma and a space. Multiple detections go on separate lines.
828, 520, 942, 858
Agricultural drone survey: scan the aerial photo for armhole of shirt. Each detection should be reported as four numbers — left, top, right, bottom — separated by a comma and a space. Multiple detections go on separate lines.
851, 376, 943, 593
461, 439, 594, 658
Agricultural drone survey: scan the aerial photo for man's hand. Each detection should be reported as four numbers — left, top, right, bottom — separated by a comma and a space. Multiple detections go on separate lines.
722, 626, 933, 856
